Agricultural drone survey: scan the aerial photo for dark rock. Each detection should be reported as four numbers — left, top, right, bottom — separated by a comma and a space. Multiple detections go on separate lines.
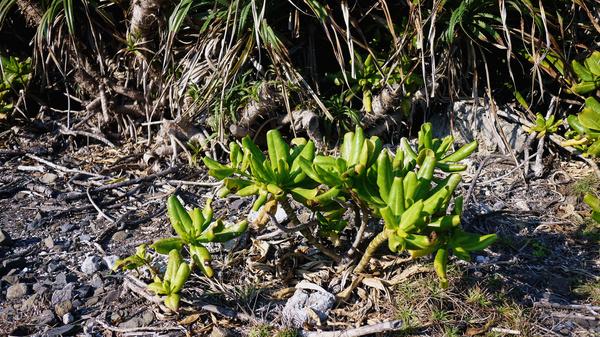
81, 255, 102, 274
76, 285, 92, 298
0, 229, 12, 246
54, 272, 76, 287
119, 317, 143, 329
60, 223, 75, 233
72, 299, 82, 309
45, 324, 75, 337
47, 260, 61, 273
6, 283, 29, 300
1, 257, 25, 271
54, 300, 73, 317
51, 283, 74, 305
111, 231, 129, 242
37, 309, 56, 325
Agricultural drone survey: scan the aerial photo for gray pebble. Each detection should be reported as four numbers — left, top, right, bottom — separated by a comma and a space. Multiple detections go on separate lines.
60, 223, 75, 233
37, 309, 56, 325
102, 255, 120, 270
6, 283, 28, 300
119, 317, 143, 329
62, 313, 75, 325
40, 173, 58, 184
90, 274, 104, 289
111, 231, 130, 242
141, 310, 154, 325
51, 284, 74, 305
81, 255, 102, 274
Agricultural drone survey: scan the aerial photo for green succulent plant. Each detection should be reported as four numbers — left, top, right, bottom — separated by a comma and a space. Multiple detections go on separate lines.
354, 144, 496, 288
564, 97, 600, 158
524, 113, 562, 138
147, 249, 191, 311
203, 129, 324, 210
201, 124, 495, 286
151, 195, 248, 277
113, 244, 154, 273
401, 123, 479, 173
584, 193, 600, 224
570, 51, 600, 95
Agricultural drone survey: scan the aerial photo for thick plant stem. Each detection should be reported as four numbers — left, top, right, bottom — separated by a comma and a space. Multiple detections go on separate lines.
354, 230, 389, 274
347, 203, 368, 257
279, 198, 341, 263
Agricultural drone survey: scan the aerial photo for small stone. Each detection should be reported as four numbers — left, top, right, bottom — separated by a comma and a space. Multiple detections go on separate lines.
40, 173, 58, 184
38, 309, 56, 325
111, 231, 129, 242
33, 282, 48, 294
282, 286, 335, 328
81, 255, 102, 274
85, 296, 99, 306
141, 310, 154, 325
54, 272, 76, 287
1, 274, 19, 285
54, 300, 73, 317
119, 317, 143, 329
90, 274, 104, 289
44, 236, 55, 249
51, 284, 74, 305
60, 223, 75, 233
0, 229, 12, 246
80, 234, 91, 242
210, 326, 232, 337
62, 313, 74, 324
6, 283, 28, 300
47, 260, 61, 273
76, 285, 91, 298
102, 255, 120, 270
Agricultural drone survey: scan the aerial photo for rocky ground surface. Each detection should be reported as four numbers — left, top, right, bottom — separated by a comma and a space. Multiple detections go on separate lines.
0, 125, 599, 337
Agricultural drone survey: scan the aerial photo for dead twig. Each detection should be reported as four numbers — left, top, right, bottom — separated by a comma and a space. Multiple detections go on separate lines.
25, 153, 106, 178
59, 125, 115, 147
86, 187, 116, 223
95, 319, 184, 333
65, 166, 177, 200
300, 319, 403, 337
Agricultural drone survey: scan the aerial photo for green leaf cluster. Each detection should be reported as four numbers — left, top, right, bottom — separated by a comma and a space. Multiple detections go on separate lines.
524, 113, 562, 138
584, 193, 600, 224
152, 196, 248, 278
147, 249, 191, 312
565, 97, 600, 157
570, 51, 600, 95
115, 195, 247, 311
0, 56, 31, 117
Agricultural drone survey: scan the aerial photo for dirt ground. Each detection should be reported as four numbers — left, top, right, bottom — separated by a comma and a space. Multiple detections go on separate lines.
0, 126, 598, 337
